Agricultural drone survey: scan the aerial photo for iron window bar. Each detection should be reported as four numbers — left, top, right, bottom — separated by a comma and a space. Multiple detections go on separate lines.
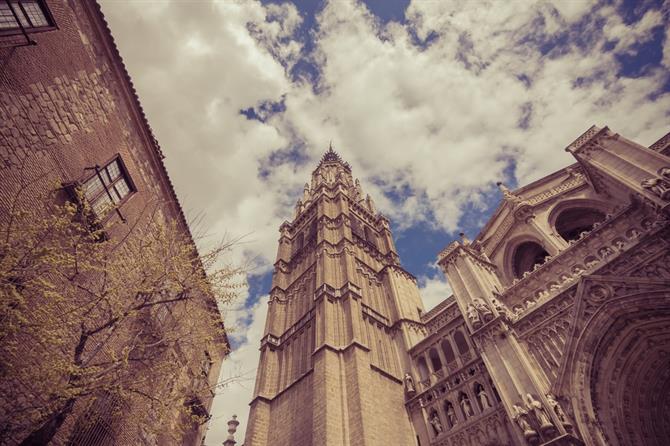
84, 165, 127, 223
3, 0, 35, 46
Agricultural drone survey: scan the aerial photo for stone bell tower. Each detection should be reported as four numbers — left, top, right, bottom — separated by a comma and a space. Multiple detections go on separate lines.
245, 147, 425, 446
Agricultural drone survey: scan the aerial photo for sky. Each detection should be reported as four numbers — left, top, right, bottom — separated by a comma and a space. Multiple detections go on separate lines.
99, 0, 670, 443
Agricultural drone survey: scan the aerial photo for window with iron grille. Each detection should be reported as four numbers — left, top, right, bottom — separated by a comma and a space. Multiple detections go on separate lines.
67, 393, 129, 446
80, 156, 135, 221
0, 1, 54, 35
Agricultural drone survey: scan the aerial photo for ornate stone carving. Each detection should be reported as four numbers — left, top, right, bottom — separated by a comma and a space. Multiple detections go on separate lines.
513, 403, 538, 443
459, 393, 475, 417
473, 298, 494, 322
525, 393, 555, 433
404, 373, 416, 394
430, 410, 444, 435
478, 387, 493, 410
467, 303, 482, 328
546, 393, 572, 430
446, 403, 457, 427
641, 177, 670, 200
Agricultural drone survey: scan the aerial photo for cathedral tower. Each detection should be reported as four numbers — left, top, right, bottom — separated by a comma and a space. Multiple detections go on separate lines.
245, 148, 425, 445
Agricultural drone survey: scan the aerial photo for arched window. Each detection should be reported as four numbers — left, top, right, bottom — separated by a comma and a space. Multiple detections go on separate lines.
429, 348, 442, 371
417, 357, 429, 381
454, 330, 469, 354
555, 207, 606, 242
441, 339, 455, 363
512, 241, 549, 278
364, 225, 377, 248
293, 232, 304, 255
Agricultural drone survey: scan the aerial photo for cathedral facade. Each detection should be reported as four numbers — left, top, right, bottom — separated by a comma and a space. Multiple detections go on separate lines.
246, 126, 670, 446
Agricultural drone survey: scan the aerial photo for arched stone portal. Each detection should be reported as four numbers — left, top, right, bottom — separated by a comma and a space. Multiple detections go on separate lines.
563, 288, 670, 446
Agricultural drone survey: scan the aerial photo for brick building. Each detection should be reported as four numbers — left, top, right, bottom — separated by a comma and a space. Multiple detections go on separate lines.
246, 127, 670, 445
0, 1, 225, 444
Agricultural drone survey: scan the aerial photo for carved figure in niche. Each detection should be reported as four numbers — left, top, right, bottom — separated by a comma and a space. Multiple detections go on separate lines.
512, 403, 538, 440
477, 385, 493, 409
445, 403, 457, 426
559, 273, 573, 284
585, 257, 599, 268
429, 411, 444, 435
473, 298, 494, 322
489, 296, 510, 319
641, 177, 670, 200
467, 303, 482, 328
612, 238, 626, 252
403, 373, 416, 394
597, 246, 613, 259
546, 394, 572, 429
459, 393, 475, 417
658, 166, 670, 180
525, 394, 555, 432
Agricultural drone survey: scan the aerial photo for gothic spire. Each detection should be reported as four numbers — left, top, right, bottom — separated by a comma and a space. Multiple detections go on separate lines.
319, 142, 351, 170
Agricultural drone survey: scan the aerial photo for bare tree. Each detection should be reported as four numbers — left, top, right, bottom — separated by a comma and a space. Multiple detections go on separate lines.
0, 184, 243, 445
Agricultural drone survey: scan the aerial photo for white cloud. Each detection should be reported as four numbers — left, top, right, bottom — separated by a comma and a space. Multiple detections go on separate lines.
418, 276, 453, 311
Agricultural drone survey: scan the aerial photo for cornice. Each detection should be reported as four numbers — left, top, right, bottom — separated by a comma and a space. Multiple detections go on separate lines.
565, 125, 609, 154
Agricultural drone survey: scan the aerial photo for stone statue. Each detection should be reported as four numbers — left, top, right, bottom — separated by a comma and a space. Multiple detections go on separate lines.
477, 387, 493, 409
446, 404, 457, 426
641, 177, 670, 200
467, 303, 482, 328
658, 166, 670, 180
497, 181, 523, 205
460, 394, 474, 417
525, 393, 554, 431
473, 298, 494, 322
546, 394, 572, 428
404, 373, 416, 394
489, 296, 510, 320
598, 246, 613, 258
512, 403, 537, 439
429, 412, 444, 435
559, 273, 573, 284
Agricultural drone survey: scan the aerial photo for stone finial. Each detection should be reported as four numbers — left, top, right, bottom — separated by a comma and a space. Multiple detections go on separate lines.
366, 194, 377, 214
496, 181, 522, 204
459, 232, 471, 245
303, 183, 311, 202
223, 415, 239, 446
